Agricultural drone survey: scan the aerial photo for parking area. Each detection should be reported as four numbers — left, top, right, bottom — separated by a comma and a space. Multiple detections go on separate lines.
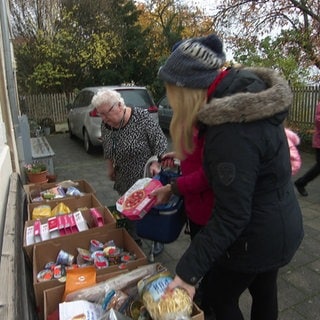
47, 132, 320, 320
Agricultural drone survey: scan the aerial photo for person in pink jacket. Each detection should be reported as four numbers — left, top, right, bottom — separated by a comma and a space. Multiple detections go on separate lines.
295, 101, 320, 196
155, 126, 215, 239
285, 127, 301, 176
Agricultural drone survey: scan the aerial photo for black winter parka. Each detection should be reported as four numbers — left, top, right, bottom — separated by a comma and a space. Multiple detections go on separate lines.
176, 67, 304, 286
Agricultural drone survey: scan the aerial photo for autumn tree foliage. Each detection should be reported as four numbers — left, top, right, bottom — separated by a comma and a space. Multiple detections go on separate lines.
136, 0, 217, 97
10, 0, 319, 95
11, 0, 155, 93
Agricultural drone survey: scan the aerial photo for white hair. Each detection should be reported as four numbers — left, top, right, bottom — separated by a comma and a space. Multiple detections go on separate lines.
91, 89, 125, 108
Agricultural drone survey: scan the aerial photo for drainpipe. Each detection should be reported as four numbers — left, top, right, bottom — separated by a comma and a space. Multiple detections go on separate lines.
0, 0, 25, 173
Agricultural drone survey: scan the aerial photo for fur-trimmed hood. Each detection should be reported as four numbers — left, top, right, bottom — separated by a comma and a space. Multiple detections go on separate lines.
197, 67, 293, 126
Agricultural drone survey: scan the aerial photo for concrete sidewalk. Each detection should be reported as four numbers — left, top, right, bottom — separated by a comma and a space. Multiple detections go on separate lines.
47, 133, 320, 320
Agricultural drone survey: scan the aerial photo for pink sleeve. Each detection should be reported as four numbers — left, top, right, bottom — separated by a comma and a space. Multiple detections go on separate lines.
176, 167, 211, 195
285, 128, 301, 175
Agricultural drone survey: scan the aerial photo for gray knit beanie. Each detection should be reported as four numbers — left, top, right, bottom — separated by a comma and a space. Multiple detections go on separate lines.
158, 34, 226, 88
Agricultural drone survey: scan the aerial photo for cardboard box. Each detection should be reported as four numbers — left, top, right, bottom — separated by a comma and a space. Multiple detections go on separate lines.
28, 193, 102, 220
43, 278, 204, 320
43, 270, 127, 320
192, 303, 205, 320
27, 179, 96, 203
23, 206, 117, 263
33, 228, 148, 319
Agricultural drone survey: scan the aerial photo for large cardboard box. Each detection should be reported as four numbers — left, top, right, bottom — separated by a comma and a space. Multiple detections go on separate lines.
44, 279, 204, 320
43, 271, 127, 320
33, 228, 148, 319
26, 179, 96, 203
23, 206, 117, 263
28, 193, 102, 220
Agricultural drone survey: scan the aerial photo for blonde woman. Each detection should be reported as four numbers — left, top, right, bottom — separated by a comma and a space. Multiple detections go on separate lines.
154, 34, 304, 320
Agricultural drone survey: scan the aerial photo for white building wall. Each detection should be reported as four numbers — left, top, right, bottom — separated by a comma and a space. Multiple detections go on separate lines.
0, 0, 19, 237
0, 15, 13, 223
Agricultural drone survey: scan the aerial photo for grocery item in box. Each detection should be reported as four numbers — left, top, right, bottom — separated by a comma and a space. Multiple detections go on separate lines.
63, 214, 72, 234
32, 205, 52, 220
25, 226, 34, 245
51, 202, 71, 216
40, 223, 50, 241
34, 219, 41, 243
48, 217, 60, 239
57, 215, 66, 236
41, 186, 66, 200
68, 213, 78, 233
59, 300, 104, 320
66, 186, 82, 196
73, 210, 89, 231
90, 208, 104, 227
116, 178, 162, 220
138, 270, 193, 320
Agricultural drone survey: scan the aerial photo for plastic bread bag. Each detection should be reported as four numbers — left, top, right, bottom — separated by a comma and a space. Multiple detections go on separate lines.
98, 308, 132, 320
32, 205, 52, 219
51, 202, 71, 216
137, 270, 193, 320
59, 300, 104, 320
57, 180, 80, 189
65, 263, 161, 303
100, 289, 129, 313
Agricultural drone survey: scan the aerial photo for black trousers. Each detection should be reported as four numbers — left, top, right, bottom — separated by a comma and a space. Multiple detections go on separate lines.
200, 265, 279, 320
296, 148, 320, 186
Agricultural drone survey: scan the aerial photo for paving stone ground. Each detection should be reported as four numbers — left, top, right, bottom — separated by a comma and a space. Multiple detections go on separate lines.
47, 133, 320, 320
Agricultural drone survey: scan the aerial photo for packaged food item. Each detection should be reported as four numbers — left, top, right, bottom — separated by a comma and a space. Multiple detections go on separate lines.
116, 178, 162, 220
57, 180, 79, 189
51, 202, 71, 216
37, 269, 53, 282
137, 270, 193, 320
63, 266, 96, 300
32, 205, 52, 220
65, 264, 160, 302
59, 300, 103, 320
41, 186, 66, 200
101, 289, 128, 312
66, 186, 82, 196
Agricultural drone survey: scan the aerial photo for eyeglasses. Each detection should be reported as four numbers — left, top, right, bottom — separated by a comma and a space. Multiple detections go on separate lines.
97, 103, 117, 117
106, 103, 117, 114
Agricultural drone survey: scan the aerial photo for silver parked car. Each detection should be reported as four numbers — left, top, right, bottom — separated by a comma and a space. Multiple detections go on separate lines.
157, 95, 172, 131
67, 85, 159, 153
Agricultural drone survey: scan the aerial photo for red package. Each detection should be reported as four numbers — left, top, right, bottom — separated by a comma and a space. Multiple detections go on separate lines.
116, 178, 162, 220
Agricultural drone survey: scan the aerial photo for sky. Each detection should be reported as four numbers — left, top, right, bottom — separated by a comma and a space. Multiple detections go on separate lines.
184, 0, 220, 15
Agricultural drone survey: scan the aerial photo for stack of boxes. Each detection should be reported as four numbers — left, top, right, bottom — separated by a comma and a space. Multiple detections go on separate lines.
23, 179, 148, 320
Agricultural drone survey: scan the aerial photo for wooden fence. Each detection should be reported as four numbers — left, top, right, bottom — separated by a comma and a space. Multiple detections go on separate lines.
20, 85, 320, 138
289, 85, 320, 128
20, 92, 76, 124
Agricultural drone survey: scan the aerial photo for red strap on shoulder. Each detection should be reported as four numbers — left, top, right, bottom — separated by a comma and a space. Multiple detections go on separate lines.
207, 69, 230, 100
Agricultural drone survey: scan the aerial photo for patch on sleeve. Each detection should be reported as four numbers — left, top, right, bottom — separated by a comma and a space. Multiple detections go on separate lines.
217, 162, 235, 186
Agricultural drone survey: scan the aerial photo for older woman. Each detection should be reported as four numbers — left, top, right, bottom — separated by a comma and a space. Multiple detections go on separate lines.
91, 89, 168, 254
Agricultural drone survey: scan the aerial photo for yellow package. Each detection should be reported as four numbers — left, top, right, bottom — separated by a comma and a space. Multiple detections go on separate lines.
32, 205, 52, 220
51, 202, 71, 216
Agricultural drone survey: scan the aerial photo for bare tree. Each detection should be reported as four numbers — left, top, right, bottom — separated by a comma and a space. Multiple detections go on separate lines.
10, 0, 62, 38
214, 0, 320, 71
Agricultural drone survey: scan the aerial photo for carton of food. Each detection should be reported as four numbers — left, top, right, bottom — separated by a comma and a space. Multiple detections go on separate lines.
116, 178, 162, 220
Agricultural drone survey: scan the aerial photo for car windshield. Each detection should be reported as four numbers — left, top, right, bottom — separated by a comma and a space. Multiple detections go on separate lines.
118, 89, 153, 108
